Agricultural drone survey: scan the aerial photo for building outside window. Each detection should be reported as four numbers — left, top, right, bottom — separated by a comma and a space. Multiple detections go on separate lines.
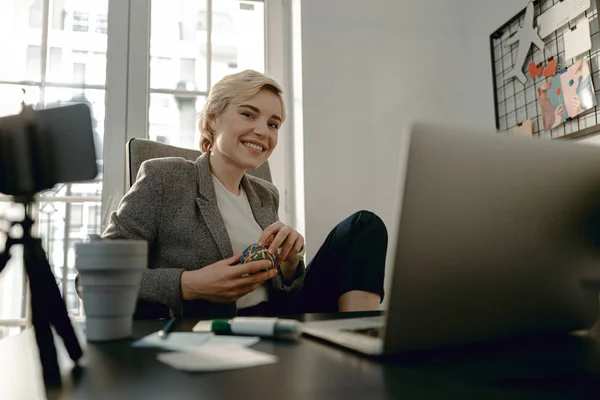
72, 10, 89, 32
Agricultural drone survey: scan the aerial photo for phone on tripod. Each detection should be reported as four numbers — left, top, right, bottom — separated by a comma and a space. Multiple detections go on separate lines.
0, 103, 99, 196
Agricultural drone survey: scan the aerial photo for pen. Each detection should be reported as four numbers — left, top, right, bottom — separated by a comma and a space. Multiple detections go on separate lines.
158, 317, 180, 339
196, 317, 302, 339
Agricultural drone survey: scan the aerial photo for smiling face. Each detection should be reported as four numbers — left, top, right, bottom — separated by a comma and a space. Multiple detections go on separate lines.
209, 88, 283, 171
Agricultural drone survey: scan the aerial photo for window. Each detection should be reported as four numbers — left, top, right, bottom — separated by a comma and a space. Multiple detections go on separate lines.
197, 10, 207, 31
72, 11, 89, 33
96, 14, 108, 35
50, 0, 67, 30
48, 47, 63, 81
0, 0, 108, 328
149, 0, 265, 148
26, 46, 42, 81
28, 0, 43, 28
73, 63, 86, 84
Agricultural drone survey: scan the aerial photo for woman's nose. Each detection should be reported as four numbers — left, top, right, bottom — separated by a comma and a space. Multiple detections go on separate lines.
253, 122, 269, 136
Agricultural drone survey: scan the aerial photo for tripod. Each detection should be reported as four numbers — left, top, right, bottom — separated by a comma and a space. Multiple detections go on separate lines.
0, 196, 83, 388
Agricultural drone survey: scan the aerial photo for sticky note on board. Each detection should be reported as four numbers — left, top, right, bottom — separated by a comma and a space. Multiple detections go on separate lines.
537, 0, 591, 39
510, 120, 534, 137
564, 15, 592, 60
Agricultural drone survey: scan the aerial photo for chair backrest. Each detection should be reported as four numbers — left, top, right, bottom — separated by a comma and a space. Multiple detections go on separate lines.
126, 138, 273, 188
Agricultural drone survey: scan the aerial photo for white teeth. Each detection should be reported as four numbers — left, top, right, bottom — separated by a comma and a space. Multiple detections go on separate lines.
242, 142, 264, 152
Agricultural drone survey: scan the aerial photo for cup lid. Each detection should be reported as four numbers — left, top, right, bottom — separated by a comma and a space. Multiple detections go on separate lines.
75, 240, 148, 257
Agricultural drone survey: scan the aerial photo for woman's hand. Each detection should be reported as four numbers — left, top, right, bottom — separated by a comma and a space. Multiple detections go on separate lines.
553, 104, 565, 128
258, 221, 305, 263
572, 58, 585, 74
572, 95, 582, 115
180, 254, 278, 302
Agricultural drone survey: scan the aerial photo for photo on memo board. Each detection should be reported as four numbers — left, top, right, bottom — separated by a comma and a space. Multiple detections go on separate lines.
538, 58, 596, 131
560, 58, 596, 117
539, 74, 566, 131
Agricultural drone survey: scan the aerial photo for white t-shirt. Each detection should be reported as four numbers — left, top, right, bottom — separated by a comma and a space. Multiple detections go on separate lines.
212, 175, 268, 309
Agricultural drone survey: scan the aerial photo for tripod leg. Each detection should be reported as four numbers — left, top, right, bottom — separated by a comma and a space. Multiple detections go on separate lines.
24, 246, 62, 388
28, 238, 83, 362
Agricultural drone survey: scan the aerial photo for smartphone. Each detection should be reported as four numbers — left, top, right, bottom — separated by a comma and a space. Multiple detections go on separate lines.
0, 103, 98, 196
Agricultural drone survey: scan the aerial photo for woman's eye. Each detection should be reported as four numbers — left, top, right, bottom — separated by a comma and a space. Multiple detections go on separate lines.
268, 123, 279, 129
241, 112, 254, 119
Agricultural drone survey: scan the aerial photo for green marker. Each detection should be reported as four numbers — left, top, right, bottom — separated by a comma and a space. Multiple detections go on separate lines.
196, 317, 301, 339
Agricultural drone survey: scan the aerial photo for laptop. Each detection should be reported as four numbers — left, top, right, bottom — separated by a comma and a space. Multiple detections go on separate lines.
302, 123, 600, 355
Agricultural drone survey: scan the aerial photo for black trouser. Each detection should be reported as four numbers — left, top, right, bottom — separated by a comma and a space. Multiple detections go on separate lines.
240, 210, 388, 316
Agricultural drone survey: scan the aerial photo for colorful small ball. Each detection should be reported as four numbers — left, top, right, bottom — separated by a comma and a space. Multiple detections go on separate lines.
240, 243, 277, 272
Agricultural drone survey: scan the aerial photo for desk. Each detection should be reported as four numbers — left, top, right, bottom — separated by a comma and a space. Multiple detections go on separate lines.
1, 312, 600, 400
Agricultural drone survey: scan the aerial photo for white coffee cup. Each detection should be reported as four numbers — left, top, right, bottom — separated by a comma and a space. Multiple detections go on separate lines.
75, 240, 147, 341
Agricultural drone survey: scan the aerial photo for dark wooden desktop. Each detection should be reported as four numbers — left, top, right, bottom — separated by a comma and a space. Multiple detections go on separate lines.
2, 312, 600, 400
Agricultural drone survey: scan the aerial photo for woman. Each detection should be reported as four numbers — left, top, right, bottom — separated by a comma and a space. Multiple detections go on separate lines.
103, 70, 387, 319
538, 80, 564, 131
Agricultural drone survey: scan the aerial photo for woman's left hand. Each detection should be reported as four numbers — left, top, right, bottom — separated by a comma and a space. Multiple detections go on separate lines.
258, 221, 305, 263
572, 95, 582, 115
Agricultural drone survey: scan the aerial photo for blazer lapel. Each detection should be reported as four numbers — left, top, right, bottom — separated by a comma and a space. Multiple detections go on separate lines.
194, 153, 234, 259
241, 175, 274, 230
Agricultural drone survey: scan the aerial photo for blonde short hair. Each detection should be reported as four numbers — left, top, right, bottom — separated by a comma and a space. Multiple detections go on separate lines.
199, 70, 286, 152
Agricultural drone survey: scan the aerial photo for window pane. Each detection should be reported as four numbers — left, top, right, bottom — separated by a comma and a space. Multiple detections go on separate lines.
149, 93, 206, 149
211, 0, 265, 85
0, 0, 44, 82
150, 0, 208, 91
0, 84, 41, 117
46, 0, 108, 85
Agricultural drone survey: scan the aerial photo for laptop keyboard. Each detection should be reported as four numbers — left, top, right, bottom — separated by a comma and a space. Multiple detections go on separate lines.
342, 326, 382, 338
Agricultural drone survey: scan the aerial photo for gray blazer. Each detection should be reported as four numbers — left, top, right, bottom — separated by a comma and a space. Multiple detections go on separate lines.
102, 152, 305, 318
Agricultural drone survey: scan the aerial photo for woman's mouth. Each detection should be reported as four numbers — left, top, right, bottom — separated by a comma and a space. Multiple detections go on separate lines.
242, 141, 265, 152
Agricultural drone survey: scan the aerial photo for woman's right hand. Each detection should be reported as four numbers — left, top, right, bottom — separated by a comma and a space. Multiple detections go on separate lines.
180, 254, 278, 302
553, 104, 565, 127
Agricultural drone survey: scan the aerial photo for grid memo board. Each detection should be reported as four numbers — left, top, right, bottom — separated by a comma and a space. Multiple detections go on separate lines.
491, 0, 600, 139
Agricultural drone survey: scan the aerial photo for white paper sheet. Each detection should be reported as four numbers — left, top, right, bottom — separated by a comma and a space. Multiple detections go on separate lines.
564, 15, 592, 60
537, 0, 590, 38
132, 332, 260, 352
157, 344, 277, 372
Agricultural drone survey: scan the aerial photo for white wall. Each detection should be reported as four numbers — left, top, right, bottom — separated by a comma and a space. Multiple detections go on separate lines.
463, 0, 530, 129
297, 1, 474, 287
